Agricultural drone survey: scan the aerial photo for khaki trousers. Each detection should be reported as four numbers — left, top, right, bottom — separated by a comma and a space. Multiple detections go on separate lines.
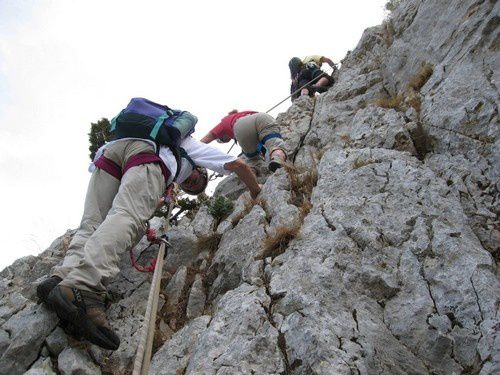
53, 140, 166, 293
233, 113, 286, 163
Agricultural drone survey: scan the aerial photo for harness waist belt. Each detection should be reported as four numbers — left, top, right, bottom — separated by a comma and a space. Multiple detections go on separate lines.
94, 156, 122, 180
95, 153, 171, 184
261, 133, 282, 144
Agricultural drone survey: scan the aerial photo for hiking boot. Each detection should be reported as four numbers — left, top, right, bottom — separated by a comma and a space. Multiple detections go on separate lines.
37, 276, 85, 338
47, 285, 120, 350
37, 276, 62, 304
268, 150, 286, 173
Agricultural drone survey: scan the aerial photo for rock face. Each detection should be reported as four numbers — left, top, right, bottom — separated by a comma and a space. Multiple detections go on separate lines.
0, 1, 498, 374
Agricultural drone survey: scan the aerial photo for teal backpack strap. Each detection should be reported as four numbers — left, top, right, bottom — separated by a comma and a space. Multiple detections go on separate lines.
110, 110, 124, 132
149, 109, 174, 140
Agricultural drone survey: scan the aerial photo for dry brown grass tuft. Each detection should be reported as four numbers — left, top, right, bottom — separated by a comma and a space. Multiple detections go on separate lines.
339, 133, 353, 148
375, 63, 433, 114
283, 162, 318, 207
376, 94, 405, 111
257, 224, 301, 260
408, 63, 434, 91
382, 20, 395, 47
254, 197, 267, 209
196, 232, 222, 254
406, 94, 422, 112
353, 158, 378, 169
299, 199, 312, 219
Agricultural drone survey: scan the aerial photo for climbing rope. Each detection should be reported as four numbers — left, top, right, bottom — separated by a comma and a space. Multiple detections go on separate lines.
206, 65, 337, 183
132, 185, 176, 375
265, 65, 337, 114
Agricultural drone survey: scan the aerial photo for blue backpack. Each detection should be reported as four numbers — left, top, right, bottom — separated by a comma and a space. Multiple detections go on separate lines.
110, 97, 198, 179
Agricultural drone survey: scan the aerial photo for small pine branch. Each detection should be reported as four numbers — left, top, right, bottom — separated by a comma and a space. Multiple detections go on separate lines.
88, 118, 112, 160
206, 196, 234, 222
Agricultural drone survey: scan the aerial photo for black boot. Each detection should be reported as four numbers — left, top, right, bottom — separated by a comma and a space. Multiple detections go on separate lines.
36, 276, 62, 304
37, 276, 85, 338
47, 285, 120, 350
311, 84, 328, 93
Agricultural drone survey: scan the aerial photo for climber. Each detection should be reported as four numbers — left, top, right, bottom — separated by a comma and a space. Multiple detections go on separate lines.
200, 110, 287, 175
289, 55, 336, 100
36, 134, 261, 351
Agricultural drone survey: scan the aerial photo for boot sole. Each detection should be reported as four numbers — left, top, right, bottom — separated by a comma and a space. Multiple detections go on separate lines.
48, 287, 120, 350
269, 161, 283, 173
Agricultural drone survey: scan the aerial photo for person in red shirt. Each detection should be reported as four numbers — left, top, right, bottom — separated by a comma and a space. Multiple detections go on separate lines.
200, 110, 287, 174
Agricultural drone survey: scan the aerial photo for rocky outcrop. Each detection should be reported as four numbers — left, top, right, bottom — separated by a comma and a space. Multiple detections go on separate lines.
0, 0, 498, 374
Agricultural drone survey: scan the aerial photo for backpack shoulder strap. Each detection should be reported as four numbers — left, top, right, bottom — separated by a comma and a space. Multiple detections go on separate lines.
170, 147, 196, 182
179, 147, 196, 168
169, 146, 182, 181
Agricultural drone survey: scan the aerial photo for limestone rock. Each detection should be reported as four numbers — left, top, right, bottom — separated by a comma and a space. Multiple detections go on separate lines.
186, 274, 206, 320
24, 356, 56, 375
185, 284, 284, 374
45, 327, 68, 357
0, 304, 58, 375
149, 315, 211, 375
163, 227, 198, 274
191, 205, 217, 238
206, 205, 267, 302
1, 1, 498, 373
58, 347, 101, 375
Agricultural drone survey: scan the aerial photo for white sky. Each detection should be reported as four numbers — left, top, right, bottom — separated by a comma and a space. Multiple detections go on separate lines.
0, 0, 387, 269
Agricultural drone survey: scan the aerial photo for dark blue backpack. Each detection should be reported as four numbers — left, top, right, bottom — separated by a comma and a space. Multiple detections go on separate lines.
110, 97, 197, 147
110, 97, 198, 179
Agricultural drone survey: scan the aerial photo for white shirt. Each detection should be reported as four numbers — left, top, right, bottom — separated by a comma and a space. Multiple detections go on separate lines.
90, 137, 237, 185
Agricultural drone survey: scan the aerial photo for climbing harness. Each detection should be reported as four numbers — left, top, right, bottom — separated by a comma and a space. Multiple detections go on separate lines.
132, 185, 177, 375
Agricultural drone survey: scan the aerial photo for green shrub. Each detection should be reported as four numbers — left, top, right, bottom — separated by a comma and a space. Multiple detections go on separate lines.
88, 118, 112, 160
206, 196, 234, 222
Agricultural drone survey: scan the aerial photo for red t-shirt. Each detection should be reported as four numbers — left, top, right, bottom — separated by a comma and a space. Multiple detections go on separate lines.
210, 111, 257, 141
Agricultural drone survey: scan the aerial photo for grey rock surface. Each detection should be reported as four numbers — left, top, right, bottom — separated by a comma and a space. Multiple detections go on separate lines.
206, 205, 267, 302
186, 274, 206, 320
149, 315, 211, 375
0, 1, 498, 373
164, 265, 188, 327
191, 205, 217, 238
45, 327, 68, 357
58, 347, 101, 375
0, 304, 58, 375
185, 284, 285, 374
24, 356, 56, 375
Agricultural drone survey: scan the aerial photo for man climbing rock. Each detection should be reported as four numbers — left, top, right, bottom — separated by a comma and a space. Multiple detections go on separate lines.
200, 110, 287, 174
289, 55, 336, 100
37, 100, 261, 351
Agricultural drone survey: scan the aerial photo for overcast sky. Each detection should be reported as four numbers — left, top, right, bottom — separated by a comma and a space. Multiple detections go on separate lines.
0, 0, 387, 269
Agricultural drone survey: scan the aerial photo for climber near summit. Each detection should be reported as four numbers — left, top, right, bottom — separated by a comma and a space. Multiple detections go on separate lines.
289, 55, 336, 100
200, 110, 287, 175
36, 98, 261, 351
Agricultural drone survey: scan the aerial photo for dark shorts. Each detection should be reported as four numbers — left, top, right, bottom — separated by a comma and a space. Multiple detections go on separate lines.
291, 67, 334, 99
